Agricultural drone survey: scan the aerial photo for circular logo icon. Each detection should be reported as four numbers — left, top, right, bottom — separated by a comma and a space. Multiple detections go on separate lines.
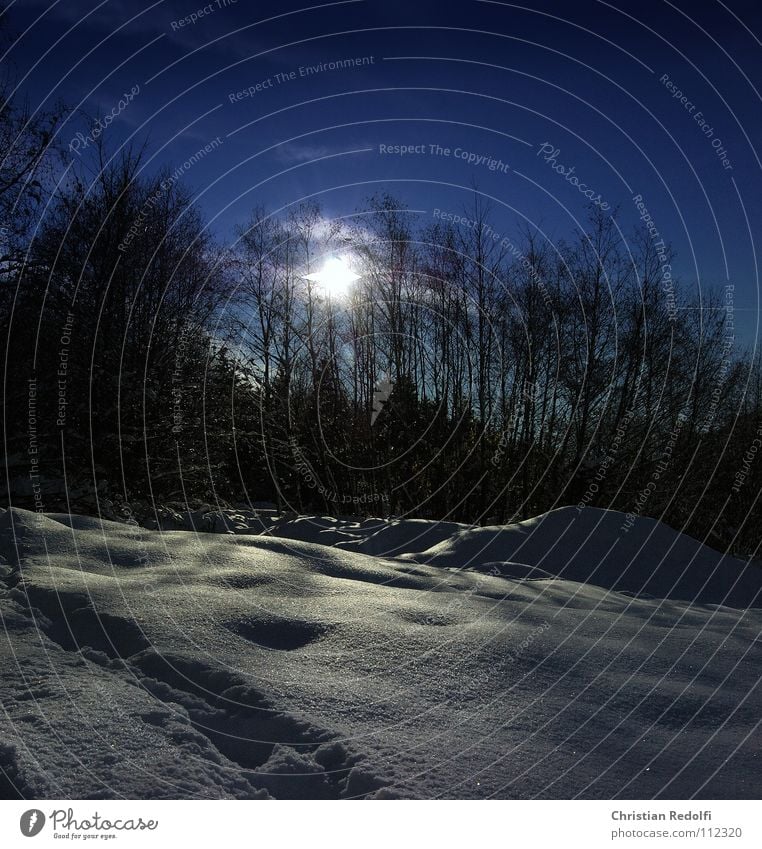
20, 810, 45, 837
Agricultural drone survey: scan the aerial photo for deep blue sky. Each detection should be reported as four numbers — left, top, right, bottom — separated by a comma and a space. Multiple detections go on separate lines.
5, 0, 762, 341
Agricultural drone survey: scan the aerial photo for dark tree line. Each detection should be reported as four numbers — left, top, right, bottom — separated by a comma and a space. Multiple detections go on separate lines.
228, 194, 760, 557
1, 75, 761, 558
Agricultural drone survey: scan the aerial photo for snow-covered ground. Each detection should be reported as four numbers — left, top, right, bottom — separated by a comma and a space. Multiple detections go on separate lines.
1, 505, 760, 799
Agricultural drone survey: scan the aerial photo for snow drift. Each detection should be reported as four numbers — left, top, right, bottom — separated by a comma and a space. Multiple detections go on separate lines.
1, 505, 760, 799
401, 507, 762, 609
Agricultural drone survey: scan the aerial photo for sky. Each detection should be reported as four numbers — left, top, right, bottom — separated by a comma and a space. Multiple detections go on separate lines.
4, 0, 762, 341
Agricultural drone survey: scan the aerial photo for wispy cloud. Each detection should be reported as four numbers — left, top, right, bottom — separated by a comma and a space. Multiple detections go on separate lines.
272, 142, 337, 164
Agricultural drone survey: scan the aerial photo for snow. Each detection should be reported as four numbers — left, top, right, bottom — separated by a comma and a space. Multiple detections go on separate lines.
1, 505, 761, 799
402, 507, 762, 608
335, 518, 471, 556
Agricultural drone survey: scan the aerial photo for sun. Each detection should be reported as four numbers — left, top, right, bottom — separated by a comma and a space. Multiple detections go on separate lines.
303, 257, 359, 297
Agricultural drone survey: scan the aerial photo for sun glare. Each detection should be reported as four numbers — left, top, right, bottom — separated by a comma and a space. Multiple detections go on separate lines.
303, 257, 360, 297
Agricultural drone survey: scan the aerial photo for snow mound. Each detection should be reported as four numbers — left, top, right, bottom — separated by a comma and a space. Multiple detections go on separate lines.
335, 518, 470, 556
405, 507, 762, 608
262, 516, 363, 547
